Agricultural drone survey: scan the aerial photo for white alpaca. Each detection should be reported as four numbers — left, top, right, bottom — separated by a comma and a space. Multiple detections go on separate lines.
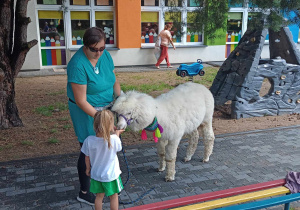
112, 82, 215, 182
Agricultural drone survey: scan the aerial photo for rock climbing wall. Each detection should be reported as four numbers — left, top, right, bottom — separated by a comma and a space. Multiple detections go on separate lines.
210, 27, 300, 119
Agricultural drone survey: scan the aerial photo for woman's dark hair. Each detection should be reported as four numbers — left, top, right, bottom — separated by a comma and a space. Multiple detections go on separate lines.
83, 27, 106, 47
164, 24, 172, 30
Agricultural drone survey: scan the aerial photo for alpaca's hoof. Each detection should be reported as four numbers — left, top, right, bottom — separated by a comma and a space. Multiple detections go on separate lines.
184, 157, 191, 162
203, 157, 209, 162
165, 176, 175, 182
158, 167, 165, 172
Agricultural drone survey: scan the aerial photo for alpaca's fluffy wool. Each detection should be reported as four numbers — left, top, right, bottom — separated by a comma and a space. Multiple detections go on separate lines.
112, 82, 215, 181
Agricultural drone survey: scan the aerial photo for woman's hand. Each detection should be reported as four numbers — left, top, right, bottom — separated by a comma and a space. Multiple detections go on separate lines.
71, 83, 97, 117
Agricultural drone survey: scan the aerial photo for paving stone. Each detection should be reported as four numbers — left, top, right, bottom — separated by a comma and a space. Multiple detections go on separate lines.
0, 187, 15, 193
6, 189, 26, 196
26, 186, 46, 193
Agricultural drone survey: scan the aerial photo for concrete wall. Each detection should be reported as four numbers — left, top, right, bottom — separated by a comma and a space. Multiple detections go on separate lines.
68, 45, 227, 66
22, 0, 40, 70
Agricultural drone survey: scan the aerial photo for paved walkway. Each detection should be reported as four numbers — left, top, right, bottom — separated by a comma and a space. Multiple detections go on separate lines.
1, 125, 300, 209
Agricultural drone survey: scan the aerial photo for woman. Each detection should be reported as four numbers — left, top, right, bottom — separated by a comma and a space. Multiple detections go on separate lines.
67, 27, 121, 206
155, 24, 176, 69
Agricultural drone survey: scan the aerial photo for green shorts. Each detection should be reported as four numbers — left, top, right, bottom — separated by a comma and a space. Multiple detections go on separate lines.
90, 176, 123, 197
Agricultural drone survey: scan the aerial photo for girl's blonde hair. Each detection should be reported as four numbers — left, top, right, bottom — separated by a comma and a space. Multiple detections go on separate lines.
94, 110, 114, 148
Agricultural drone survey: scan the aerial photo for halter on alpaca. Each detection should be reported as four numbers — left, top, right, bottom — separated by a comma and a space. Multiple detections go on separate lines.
118, 114, 163, 143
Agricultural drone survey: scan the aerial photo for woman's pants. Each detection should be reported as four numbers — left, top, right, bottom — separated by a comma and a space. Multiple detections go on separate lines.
78, 143, 90, 192
156, 45, 171, 67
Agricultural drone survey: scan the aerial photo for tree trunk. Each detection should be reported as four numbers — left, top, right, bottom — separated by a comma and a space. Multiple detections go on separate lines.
0, 0, 37, 129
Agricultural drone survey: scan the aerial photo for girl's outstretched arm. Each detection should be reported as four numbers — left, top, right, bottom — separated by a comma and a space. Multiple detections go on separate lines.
115, 129, 125, 137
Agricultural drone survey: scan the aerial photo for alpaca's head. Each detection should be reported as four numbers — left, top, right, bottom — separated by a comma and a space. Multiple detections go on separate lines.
112, 91, 156, 132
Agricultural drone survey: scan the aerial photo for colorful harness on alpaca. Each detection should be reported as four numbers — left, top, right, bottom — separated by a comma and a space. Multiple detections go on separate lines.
140, 117, 163, 143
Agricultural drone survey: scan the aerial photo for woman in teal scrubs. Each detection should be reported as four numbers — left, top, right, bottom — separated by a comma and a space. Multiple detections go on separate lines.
67, 27, 121, 206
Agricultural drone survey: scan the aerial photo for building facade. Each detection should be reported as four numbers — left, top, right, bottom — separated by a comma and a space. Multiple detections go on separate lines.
22, 0, 300, 70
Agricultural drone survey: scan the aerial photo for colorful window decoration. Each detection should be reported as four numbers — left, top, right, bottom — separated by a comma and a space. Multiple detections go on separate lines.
141, 12, 159, 44
95, 0, 113, 6
164, 12, 182, 43
226, 12, 243, 58
187, 12, 202, 42
37, 0, 62, 4
71, 11, 90, 45
70, 0, 89, 5
141, 0, 159, 6
38, 11, 66, 66
95, 11, 115, 44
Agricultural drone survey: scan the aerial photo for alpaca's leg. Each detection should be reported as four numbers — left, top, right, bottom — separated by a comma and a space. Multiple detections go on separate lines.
184, 130, 199, 162
165, 139, 180, 182
157, 139, 168, 172
200, 121, 215, 162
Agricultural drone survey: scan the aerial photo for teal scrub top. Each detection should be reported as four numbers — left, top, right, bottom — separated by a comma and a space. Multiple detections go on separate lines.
67, 47, 115, 107
67, 47, 116, 142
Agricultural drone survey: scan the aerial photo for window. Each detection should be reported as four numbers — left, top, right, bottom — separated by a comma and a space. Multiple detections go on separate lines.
165, 0, 182, 7
165, 12, 182, 43
141, 0, 203, 47
38, 10, 66, 66
71, 11, 90, 46
95, 11, 115, 44
226, 12, 243, 57
36, 0, 116, 68
70, 0, 89, 5
142, 0, 159, 6
141, 12, 159, 43
95, 0, 113, 6
187, 0, 201, 7
37, 0, 62, 5
187, 12, 202, 42
227, 12, 243, 42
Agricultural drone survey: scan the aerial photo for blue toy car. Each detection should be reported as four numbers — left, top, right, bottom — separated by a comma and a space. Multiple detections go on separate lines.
176, 59, 205, 77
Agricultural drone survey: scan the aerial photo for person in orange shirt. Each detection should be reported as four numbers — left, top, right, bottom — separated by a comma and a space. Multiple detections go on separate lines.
155, 24, 176, 69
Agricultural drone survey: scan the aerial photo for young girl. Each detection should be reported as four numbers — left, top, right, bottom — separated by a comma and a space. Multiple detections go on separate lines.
81, 110, 124, 210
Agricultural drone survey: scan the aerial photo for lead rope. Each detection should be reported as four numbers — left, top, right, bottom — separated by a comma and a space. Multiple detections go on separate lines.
119, 134, 155, 205
116, 115, 155, 205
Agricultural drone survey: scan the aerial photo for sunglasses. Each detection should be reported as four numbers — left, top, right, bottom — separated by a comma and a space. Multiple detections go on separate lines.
88, 46, 105, 53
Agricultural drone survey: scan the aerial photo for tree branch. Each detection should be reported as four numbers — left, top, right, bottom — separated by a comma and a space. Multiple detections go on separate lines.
11, 0, 37, 74
0, 0, 13, 56
12, 0, 29, 52
13, 39, 38, 77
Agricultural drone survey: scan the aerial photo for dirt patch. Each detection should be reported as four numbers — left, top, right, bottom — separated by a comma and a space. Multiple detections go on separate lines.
1, 71, 300, 162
